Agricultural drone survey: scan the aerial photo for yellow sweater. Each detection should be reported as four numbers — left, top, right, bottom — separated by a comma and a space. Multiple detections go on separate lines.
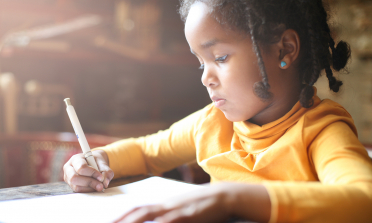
96, 93, 372, 223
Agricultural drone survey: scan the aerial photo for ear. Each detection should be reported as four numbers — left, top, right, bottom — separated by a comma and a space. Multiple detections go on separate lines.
277, 29, 300, 69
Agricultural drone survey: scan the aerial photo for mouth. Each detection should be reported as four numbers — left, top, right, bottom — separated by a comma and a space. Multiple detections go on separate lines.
211, 96, 226, 108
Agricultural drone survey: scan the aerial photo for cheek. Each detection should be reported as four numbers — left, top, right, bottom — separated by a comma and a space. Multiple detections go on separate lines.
225, 64, 260, 92
225, 69, 265, 107
234, 55, 261, 79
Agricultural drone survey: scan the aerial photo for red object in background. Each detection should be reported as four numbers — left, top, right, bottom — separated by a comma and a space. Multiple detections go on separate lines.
0, 132, 118, 188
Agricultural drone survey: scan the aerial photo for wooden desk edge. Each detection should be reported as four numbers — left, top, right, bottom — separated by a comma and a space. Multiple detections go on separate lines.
0, 175, 149, 202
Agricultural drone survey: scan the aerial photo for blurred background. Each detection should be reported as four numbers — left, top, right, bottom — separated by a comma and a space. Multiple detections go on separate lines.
0, 0, 210, 137
0, 0, 371, 188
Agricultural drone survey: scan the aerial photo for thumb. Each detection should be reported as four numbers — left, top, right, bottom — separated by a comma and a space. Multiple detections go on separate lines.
96, 157, 114, 188
89, 165, 105, 183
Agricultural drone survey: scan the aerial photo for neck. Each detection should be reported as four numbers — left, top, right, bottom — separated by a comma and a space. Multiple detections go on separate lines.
248, 83, 303, 126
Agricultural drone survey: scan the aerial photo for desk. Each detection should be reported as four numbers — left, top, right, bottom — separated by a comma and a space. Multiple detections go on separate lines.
0, 175, 252, 223
0, 175, 147, 201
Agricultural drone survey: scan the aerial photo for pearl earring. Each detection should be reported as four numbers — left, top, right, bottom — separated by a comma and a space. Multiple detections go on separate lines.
281, 61, 287, 68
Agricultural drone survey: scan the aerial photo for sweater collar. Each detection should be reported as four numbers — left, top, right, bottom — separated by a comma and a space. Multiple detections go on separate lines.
233, 88, 321, 152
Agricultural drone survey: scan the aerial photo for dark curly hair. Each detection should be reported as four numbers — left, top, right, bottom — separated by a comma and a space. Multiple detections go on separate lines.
179, 0, 351, 108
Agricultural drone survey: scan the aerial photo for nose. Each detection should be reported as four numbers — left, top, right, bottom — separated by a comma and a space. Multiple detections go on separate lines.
201, 66, 218, 88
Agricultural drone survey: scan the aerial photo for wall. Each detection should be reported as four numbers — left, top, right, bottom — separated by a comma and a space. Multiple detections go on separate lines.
315, 0, 372, 144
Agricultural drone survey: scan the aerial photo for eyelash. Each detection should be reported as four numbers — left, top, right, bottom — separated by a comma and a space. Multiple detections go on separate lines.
215, 55, 228, 62
198, 55, 228, 70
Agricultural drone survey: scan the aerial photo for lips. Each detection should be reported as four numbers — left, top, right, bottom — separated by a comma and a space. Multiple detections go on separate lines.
211, 95, 226, 108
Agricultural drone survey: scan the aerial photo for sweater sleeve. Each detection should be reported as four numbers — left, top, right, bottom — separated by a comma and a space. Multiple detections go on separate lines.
263, 121, 372, 223
92, 106, 210, 179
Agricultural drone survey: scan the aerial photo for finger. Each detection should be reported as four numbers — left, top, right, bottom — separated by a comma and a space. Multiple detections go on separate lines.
71, 185, 96, 193
64, 164, 79, 185
101, 172, 108, 188
158, 197, 229, 223
65, 164, 104, 192
157, 208, 209, 223
70, 174, 104, 191
95, 159, 114, 188
63, 161, 72, 183
115, 205, 168, 223
113, 207, 142, 223
95, 153, 109, 170
71, 154, 104, 181
101, 172, 107, 188
156, 204, 199, 223
100, 171, 114, 188
96, 157, 114, 177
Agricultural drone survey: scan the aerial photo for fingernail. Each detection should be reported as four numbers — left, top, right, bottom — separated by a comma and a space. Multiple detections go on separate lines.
104, 178, 109, 188
96, 184, 102, 191
97, 175, 103, 182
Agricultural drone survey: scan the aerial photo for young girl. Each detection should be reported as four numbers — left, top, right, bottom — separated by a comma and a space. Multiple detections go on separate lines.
63, 0, 372, 222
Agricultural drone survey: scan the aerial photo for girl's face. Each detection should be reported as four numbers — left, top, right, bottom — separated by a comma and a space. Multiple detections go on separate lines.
185, 2, 277, 123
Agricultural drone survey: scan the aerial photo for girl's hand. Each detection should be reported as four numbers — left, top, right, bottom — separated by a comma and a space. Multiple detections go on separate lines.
114, 183, 271, 223
63, 150, 114, 193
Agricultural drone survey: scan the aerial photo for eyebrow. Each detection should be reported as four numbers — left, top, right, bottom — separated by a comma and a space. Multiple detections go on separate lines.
201, 38, 221, 49
190, 38, 222, 55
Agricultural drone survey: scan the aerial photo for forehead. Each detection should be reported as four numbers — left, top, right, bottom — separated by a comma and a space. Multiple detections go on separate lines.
185, 2, 241, 49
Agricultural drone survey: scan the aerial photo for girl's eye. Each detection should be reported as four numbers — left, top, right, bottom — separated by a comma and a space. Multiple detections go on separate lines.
198, 55, 227, 69
215, 55, 228, 62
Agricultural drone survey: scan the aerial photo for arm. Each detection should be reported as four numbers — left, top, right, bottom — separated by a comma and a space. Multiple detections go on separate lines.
94, 105, 209, 179
263, 121, 372, 223
63, 104, 211, 192
114, 182, 271, 223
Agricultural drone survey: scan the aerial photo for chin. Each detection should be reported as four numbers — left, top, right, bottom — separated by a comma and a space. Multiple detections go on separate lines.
222, 111, 246, 122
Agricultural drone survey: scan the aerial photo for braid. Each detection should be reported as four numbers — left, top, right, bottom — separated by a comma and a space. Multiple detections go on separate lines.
319, 4, 345, 93
331, 39, 351, 72
326, 36, 343, 92
246, 6, 273, 100
298, 0, 349, 107
179, 0, 351, 108
299, 4, 321, 108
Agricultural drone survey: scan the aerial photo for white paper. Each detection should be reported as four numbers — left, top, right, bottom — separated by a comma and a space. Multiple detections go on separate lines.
0, 177, 202, 223
368, 150, 372, 158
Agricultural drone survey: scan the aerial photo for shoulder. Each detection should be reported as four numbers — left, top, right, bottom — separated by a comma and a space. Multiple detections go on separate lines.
306, 99, 352, 119
302, 99, 356, 133
200, 103, 226, 121
178, 103, 232, 137
299, 99, 358, 148
177, 103, 217, 124
300, 100, 369, 167
171, 103, 228, 131
193, 103, 231, 130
